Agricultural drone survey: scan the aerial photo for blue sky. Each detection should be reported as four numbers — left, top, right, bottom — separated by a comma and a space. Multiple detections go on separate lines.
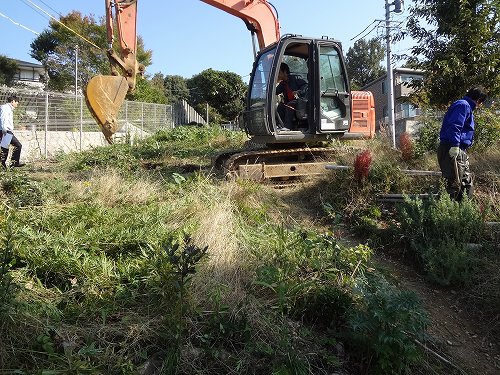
0, 0, 413, 80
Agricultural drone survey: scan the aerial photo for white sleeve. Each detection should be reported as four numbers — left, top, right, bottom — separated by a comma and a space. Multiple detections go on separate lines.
0, 107, 6, 131
0, 105, 12, 132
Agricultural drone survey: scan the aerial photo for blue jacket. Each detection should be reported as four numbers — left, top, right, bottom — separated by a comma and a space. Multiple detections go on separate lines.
440, 96, 476, 149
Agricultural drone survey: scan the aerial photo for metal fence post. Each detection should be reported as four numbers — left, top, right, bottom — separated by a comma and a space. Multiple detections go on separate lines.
79, 95, 83, 151
44, 92, 48, 158
171, 104, 174, 128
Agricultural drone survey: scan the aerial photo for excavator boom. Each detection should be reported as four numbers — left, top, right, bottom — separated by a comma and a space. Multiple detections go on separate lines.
201, 0, 280, 51
85, 0, 279, 143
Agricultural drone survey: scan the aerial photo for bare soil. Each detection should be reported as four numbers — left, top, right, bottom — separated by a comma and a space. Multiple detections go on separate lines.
376, 253, 500, 375
278, 181, 500, 375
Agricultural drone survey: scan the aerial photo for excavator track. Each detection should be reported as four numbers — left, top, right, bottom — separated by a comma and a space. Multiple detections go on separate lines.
216, 146, 358, 181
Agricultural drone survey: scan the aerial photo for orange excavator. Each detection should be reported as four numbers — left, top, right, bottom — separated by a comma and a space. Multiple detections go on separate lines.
85, 0, 375, 180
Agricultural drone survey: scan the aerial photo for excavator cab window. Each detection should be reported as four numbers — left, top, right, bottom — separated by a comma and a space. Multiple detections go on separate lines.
249, 49, 275, 107
318, 44, 350, 131
273, 42, 311, 132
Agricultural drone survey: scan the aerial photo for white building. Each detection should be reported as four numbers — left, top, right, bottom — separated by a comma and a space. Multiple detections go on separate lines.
11, 59, 46, 90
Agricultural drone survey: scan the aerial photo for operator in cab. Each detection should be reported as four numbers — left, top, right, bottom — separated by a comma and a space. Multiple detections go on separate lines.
275, 62, 307, 131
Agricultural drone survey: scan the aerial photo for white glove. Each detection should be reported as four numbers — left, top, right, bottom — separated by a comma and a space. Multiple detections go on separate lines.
448, 146, 460, 158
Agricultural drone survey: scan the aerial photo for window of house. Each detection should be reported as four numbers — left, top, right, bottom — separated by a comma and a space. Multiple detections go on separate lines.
382, 81, 386, 94
400, 74, 423, 84
401, 103, 417, 118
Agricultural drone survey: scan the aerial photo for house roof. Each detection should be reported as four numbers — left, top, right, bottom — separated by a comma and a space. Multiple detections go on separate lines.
11, 59, 45, 70
361, 68, 425, 90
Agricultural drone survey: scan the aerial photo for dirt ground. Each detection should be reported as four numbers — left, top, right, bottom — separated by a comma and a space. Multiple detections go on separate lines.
373, 253, 500, 375
278, 181, 500, 375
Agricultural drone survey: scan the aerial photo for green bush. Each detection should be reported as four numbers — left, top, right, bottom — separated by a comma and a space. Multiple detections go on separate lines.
348, 273, 428, 374
413, 113, 441, 158
62, 143, 140, 172
396, 193, 485, 285
0, 171, 46, 207
472, 105, 500, 152
369, 161, 411, 193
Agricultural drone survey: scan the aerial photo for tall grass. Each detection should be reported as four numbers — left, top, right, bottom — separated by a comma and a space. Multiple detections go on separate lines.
2, 125, 489, 374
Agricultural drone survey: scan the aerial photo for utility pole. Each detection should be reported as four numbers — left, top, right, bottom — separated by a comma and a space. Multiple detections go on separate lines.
75, 45, 79, 100
385, 0, 404, 148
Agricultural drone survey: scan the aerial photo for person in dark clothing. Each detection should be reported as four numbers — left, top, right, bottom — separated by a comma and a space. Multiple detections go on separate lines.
437, 86, 487, 201
0, 95, 24, 168
275, 62, 307, 131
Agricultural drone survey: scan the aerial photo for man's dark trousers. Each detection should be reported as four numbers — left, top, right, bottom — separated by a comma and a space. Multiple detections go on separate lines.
0, 132, 22, 167
437, 142, 473, 201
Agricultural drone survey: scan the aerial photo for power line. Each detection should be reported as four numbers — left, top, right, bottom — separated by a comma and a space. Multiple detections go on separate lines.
19, 0, 102, 50
36, 0, 63, 18
351, 20, 382, 41
0, 11, 40, 35
18, 0, 52, 23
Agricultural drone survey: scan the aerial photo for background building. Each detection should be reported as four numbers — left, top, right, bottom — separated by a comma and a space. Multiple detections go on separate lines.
11, 59, 46, 89
362, 67, 424, 142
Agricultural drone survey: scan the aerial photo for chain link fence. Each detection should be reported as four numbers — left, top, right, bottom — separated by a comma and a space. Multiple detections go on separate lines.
0, 86, 175, 162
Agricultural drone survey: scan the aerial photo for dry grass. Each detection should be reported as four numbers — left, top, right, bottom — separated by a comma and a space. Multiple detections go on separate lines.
70, 168, 163, 206
163, 179, 254, 312
472, 145, 500, 175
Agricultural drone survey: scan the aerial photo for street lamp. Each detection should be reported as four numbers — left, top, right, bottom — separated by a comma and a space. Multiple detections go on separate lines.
385, 0, 404, 148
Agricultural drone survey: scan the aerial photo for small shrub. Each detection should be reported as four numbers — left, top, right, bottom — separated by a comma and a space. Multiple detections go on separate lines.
369, 161, 409, 193
353, 150, 372, 183
399, 132, 414, 162
396, 193, 485, 285
0, 171, 45, 207
413, 114, 440, 158
62, 143, 140, 172
348, 273, 428, 374
472, 105, 500, 153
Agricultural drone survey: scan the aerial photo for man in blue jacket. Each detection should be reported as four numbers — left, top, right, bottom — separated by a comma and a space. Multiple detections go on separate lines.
438, 86, 488, 201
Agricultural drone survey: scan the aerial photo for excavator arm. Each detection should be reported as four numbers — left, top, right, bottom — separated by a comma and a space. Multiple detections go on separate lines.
85, 0, 143, 143
85, 0, 280, 143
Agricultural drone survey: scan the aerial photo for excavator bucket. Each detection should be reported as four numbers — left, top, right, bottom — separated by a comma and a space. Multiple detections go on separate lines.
85, 75, 129, 143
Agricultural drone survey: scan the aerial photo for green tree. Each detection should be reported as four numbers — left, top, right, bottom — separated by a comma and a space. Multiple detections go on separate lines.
30, 11, 152, 92
187, 69, 246, 122
405, 0, 500, 106
127, 76, 167, 104
0, 56, 18, 86
164, 75, 190, 104
346, 38, 386, 90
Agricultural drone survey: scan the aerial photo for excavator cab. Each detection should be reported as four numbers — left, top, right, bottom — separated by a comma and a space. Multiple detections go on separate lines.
242, 35, 351, 146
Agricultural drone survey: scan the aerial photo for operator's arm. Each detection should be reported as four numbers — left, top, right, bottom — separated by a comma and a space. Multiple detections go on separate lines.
276, 81, 284, 95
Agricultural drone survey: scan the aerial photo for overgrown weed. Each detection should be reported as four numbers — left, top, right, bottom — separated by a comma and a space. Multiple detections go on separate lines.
1, 125, 496, 373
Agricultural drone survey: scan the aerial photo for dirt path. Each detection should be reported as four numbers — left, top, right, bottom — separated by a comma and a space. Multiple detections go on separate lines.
375, 253, 500, 375
275, 181, 500, 374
